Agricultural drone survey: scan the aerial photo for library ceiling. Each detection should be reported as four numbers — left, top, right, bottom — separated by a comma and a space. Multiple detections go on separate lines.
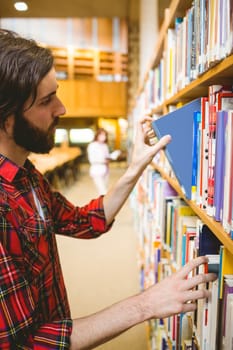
0, 0, 168, 20
0, 0, 129, 17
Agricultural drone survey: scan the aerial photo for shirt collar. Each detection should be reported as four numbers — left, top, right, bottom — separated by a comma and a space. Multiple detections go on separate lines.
0, 154, 35, 182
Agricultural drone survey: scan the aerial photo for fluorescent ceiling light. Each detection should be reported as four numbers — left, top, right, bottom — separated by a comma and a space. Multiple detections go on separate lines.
14, 2, 28, 11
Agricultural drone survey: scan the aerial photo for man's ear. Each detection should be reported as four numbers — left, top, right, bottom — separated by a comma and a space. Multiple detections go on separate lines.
4, 114, 15, 134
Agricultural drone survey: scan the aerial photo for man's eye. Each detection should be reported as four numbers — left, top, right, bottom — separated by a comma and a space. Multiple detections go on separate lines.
41, 97, 51, 105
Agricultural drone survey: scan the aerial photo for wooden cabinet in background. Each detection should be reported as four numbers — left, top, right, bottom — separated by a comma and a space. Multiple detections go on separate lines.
57, 80, 127, 117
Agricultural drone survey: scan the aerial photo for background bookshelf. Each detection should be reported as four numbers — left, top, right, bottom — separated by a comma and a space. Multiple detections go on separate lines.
51, 46, 128, 81
129, 0, 233, 349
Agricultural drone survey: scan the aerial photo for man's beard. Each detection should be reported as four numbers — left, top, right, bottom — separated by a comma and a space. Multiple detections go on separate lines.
13, 112, 59, 154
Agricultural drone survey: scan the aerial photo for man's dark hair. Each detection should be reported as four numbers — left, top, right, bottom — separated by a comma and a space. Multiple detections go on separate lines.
0, 29, 54, 128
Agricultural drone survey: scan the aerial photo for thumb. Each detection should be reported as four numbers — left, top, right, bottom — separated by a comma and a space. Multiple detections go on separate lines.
152, 134, 171, 153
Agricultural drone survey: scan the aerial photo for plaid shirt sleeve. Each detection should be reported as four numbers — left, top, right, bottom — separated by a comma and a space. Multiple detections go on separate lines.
50, 191, 114, 238
33, 320, 72, 349
0, 243, 72, 349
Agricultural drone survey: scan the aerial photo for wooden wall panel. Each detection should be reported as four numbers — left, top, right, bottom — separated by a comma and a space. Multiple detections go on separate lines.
120, 18, 128, 53
57, 80, 127, 117
74, 81, 101, 109
57, 80, 76, 115
97, 18, 113, 49
72, 18, 93, 47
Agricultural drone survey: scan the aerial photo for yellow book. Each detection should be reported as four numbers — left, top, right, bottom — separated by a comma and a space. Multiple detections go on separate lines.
172, 199, 196, 265
165, 200, 173, 249
219, 246, 233, 299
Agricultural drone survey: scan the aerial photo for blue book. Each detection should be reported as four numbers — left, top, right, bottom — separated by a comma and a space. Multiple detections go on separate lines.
198, 224, 221, 256
191, 111, 201, 201
181, 233, 187, 266
152, 98, 202, 199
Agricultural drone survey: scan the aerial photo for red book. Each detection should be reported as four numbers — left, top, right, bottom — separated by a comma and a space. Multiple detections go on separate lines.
198, 97, 209, 209
207, 85, 233, 217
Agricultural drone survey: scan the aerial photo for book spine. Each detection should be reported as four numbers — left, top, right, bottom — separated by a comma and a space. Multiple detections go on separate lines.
191, 110, 201, 201
213, 110, 228, 221
207, 85, 220, 216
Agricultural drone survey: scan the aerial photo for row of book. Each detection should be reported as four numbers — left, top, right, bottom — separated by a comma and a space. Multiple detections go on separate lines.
132, 85, 233, 239
161, 222, 233, 350
151, 84, 233, 238
143, 0, 233, 111
130, 172, 233, 350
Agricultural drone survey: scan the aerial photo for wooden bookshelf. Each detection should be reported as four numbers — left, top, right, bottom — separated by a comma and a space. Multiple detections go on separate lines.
137, 0, 193, 96
152, 163, 233, 256
151, 53, 233, 114
50, 46, 128, 81
73, 48, 96, 79
130, 0, 233, 349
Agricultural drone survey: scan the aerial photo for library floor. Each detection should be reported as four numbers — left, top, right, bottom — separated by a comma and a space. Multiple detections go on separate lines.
56, 162, 148, 350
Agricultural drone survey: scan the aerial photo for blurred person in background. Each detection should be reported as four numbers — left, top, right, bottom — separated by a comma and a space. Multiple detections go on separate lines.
87, 128, 110, 195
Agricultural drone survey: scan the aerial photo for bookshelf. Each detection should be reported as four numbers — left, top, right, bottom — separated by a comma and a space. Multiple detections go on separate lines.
130, 0, 233, 349
51, 46, 128, 81
153, 163, 233, 256
155, 54, 233, 114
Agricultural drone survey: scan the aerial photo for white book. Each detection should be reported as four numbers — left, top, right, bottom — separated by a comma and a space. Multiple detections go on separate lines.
207, 278, 219, 350
224, 294, 233, 350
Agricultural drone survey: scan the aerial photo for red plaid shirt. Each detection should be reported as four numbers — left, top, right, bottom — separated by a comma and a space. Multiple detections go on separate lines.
0, 155, 111, 349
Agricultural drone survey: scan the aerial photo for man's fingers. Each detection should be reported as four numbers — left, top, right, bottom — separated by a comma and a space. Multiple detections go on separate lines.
182, 302, 197, 313
146, 128, 156, 138
139, 116, 153, 126
176, 256, 209, 278
184, 272, 217, 291
182, 284, 212, 303
150, 134, 171, 150
156, 134, 171, 147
